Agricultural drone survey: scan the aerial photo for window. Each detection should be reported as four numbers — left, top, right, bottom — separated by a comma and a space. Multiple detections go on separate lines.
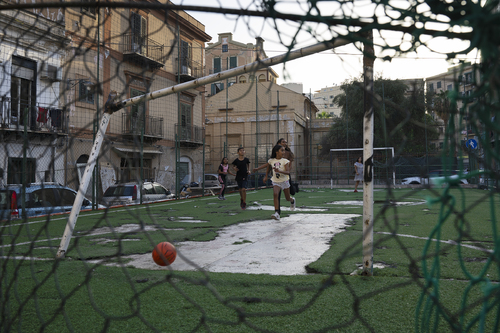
447, 84, 452, 91
81, 0, 96, 15
180, 40, 192, 74
179, 94, 193, 141
130, 12, 147, 54
79, 81, 95, 104
154, 184, 168, 195
7, 158, 36, 184
213, 57, 221, 73
11, 56, 36, 127
239, 76, 246, 83
464, 72, 473, 84
429, 83, 434, 91
229, 56, 237, 69
58, 189, 77, 206
437, 81, 441, 89
128, 88, 145, 134
258, 74, 266, 82
330, 95, 334, 98
222, 44, 228, 52
211, 83, 224, 95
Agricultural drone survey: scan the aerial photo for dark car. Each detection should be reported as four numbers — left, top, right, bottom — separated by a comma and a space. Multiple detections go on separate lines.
102, 181, 174, 207
0, 183, 101, 221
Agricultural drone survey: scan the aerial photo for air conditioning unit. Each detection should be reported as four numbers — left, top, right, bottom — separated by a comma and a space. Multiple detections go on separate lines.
40, 63, 62, 82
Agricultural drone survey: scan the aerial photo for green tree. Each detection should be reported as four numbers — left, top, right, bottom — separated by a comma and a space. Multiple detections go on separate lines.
317, 111, 333, 119
320, 77, 439, 156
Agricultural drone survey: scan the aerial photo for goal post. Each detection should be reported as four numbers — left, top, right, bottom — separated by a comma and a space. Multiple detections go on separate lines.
329, 147, 396, 188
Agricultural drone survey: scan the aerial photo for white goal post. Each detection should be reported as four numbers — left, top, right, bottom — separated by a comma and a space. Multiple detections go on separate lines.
329, 147, 396, 188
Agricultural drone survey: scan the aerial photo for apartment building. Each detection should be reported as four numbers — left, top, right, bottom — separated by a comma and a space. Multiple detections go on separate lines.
312, 85, 343, 117
0, 0, 212, 196
0, 1, 68, 187
205, 32, 278, 97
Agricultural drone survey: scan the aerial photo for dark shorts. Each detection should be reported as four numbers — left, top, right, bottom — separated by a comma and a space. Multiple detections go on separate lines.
236, 180, 248, 189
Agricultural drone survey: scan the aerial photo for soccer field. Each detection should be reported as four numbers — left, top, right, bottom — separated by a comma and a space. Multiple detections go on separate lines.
2, 187, 499, 332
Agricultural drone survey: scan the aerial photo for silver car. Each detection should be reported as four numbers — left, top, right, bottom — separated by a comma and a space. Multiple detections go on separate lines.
102, 182, 174, 207
204, 174, 221, 188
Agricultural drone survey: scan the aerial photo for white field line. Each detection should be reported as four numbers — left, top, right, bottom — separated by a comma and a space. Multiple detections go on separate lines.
376, 232, 492, 253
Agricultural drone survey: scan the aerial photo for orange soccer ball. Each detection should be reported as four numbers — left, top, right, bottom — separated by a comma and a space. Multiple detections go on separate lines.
152, 242, 177, 266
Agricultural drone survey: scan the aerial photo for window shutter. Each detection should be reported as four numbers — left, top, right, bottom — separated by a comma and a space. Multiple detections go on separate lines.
214, 58, 221, 73
230, 56, 237, 69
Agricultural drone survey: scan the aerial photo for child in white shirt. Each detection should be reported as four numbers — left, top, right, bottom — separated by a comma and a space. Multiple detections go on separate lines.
263, 144, 296, 220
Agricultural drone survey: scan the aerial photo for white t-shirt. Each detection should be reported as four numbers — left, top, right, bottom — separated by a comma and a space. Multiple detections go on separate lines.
268, 158, 290, 183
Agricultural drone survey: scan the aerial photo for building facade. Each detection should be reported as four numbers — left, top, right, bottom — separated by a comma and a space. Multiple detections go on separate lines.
0, 1, 212, 197
204, 81, 318, 180
205, 32, 278, 97
0, 1, 68, 187
312, 85, 343, 117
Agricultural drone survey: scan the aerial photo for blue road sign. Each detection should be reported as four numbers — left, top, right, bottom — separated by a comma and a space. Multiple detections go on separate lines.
466, 139, 478, 149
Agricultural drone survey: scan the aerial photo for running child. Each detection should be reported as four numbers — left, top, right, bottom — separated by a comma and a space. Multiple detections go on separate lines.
218, 157, 234, 200
263, 144, 295, 220
232, 147, 251, 210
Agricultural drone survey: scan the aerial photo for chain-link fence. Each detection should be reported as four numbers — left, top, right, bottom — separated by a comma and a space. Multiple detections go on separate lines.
1, 0, 500, 332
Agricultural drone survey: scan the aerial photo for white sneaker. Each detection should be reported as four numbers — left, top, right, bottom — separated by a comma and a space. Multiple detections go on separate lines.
271, 212, 280, 220
290, 197, 296, 211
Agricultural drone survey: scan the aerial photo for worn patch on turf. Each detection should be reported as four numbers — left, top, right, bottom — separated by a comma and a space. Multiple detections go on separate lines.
107, 213, 359, 275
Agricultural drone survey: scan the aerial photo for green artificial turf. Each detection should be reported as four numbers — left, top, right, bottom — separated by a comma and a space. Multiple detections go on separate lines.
1, 187, 499, 332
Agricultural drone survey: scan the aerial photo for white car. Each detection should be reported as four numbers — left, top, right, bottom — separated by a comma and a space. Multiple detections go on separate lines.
102, 182, 174, 207
401, 170, 468, 185
401, 176, 428, 185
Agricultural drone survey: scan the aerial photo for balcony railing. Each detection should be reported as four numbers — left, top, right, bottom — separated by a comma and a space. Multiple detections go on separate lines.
175, 58, 204, 82
121, 113, 163, 139
122, 33, 164, 70
0, 98, 66, 134
175, 123, 204, 146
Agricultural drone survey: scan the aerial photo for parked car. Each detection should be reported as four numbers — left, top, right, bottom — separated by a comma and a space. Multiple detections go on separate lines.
401, 176, 427, 185
401, 170, 468, 186
0, 183, 101, 220
204, 174, 221, 188
102, 181, 174, 207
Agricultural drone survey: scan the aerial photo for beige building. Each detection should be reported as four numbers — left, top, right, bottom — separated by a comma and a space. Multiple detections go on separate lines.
204, 81, 318, 180
312, 85, 343, 117
205, 32, 278, 96
0, 0, 216, 194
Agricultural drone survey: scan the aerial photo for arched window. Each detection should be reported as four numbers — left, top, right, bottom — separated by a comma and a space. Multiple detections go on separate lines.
239, 76, 246, 83
258, 74, 266, 82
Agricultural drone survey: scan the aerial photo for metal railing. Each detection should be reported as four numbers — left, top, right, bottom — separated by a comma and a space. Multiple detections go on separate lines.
175, 123, 204, 144
0, 98, 66, 133
122, 33, 164, 64
121, 113, 163, 138
175, 57, 204, 79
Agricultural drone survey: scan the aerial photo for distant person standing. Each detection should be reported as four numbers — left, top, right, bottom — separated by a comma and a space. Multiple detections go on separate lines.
354, 156, 363, 192
218, 157, 234, 200
232, 147, 251, 210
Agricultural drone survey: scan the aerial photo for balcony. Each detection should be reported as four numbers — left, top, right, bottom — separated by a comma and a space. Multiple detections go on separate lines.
175, 123, 204, 147
0, 98, 67, 135
175, 58, 204, 83
121, 113, 164, 140
122, 33, 164, 70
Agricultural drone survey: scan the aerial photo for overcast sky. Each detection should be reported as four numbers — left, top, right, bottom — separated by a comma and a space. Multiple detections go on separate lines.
184, 0, 479, 93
